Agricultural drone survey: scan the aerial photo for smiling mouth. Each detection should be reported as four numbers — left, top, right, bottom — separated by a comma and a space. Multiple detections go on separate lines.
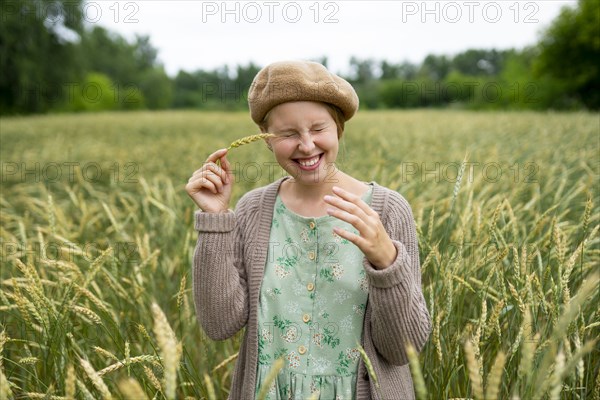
293, 154, 322, 167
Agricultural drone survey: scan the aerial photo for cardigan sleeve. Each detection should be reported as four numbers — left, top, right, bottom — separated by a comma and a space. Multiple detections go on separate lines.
192, 194, 254, 341
361, 191, 432, 365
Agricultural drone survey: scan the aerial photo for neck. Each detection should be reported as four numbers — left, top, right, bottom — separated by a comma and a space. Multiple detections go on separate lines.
285, 168, 350, 202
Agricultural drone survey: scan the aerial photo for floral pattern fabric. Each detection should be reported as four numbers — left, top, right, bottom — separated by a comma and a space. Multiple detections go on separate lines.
255, 183, 374, 400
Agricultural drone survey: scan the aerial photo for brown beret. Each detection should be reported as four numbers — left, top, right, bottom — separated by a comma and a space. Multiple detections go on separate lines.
247, 60, 359, 125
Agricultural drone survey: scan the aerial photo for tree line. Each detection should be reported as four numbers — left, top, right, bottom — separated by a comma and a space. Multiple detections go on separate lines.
1, 0, 597, 115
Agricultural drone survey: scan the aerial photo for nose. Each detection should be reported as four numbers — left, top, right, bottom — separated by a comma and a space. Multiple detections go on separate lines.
298, 132, 315, 153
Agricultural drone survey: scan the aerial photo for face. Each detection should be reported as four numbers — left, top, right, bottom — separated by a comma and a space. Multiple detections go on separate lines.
265, 101, 339, 185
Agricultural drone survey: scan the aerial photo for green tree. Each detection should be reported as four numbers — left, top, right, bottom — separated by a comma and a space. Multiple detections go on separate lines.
138, 67, 173, 109
0, 0, 85, 114
419, 54, 451, 80
451, 49, 508, 77
534, 0, 600, 109
79, 27, 140, 86
348, 57, 377, 84
67, 72, 126, 111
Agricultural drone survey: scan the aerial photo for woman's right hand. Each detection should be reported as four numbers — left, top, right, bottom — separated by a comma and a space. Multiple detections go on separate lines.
185, 148, 233, 213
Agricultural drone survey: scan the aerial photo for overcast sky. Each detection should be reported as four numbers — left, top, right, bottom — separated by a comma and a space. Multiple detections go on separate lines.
89, 0, 574, 77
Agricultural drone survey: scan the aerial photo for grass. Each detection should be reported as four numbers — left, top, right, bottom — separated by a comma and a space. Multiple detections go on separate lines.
0, 109, 598, 399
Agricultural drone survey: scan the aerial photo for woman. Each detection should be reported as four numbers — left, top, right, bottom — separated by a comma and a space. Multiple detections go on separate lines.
185, 60, 431, 399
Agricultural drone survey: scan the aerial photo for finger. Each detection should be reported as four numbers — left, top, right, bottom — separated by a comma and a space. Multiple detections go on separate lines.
202, 171, 225, 193
220, 154, 231, 183
332, 226, 365, 248
192, 162, 227, 183
331, 186, 377, 216
191, 161, 217, 177
187, 175, 219, 194
207, 161, 228, 184
205, 148, 228, 164
190, 170, 223, 193
324, 194, 370, 222
326, 207, 369, 233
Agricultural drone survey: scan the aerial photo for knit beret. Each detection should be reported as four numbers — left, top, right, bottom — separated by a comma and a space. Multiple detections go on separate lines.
247, 60, 359, 125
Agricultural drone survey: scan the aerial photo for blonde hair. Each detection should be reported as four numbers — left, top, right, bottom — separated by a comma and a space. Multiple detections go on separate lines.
258, 101, 346, 140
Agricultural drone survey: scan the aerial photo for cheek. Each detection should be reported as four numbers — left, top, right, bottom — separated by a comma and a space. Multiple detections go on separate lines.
323, 136, 339, 151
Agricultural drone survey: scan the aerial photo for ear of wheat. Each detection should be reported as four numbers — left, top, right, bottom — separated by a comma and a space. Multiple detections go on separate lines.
216, 133, 275, 167
227, 133, 275, 150
256, 357, 284, 400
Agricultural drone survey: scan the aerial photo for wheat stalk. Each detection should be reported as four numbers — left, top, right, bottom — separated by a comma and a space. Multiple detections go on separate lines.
256, 357, 284, 400
464, 338, 483, 400
76, 378, 95, 400
355, 341, 382, 398
203, 373, 217, 400
98, 355, 161, 376
65, 364, 75, 400
71, 305, 102, 325
76, 285, 110, 314
176, 275, 186, 309
406, 343, 427, 400
93, 346, 118, 362
19, 357, 39, 365
549, 349, 565, 399
552, 220, 565, 266
427, 207, 435, 243
138, 324, 152, 341
80, 358, 112, 400
433, 312, 443, 363
22, 394, 66, 399
533, 272, 599, 398
217, 133, 276, 167
47, 193, 57, 237
151, 302, 180, 400
1, 365, 13, 400
485, 351, 506, 400
485, 299, 505, 340
518, 308, 536, 381
143, 365, 162, 391
573, 331, 584, 388
118, 377, 148, 400
227, 133, 275, 150
211, 352, 239, 373
0, 331, 7, 370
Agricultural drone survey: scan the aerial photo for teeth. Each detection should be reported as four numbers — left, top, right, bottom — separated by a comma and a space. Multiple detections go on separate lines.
298, 155, 320, 166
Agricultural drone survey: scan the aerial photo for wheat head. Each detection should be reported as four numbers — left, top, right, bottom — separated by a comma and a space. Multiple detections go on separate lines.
118, 377, 148, 400
151, 302, 180, 400
256, 357, 284, 400
226, 133, 275, 150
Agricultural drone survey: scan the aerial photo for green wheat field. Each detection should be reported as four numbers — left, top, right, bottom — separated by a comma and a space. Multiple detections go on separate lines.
1, 110, 598, 399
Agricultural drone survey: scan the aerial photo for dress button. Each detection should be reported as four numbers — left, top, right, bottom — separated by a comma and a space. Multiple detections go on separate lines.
298, 345, 307, 355
306, 282, 314, 291
308, 251, 315, 260
309, 221, 316, 230
302, 313, 311, 323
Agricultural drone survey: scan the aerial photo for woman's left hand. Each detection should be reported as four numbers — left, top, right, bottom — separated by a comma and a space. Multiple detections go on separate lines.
324, 186, 397, 270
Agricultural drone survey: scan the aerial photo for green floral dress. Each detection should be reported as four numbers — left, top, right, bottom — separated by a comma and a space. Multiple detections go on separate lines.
254, 183, 374, 400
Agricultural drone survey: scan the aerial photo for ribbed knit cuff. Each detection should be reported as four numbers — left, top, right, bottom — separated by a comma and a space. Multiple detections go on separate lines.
194, 209, 235, 232
363, 240, 413, 289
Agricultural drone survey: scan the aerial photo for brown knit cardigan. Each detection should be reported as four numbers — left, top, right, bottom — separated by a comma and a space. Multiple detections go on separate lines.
192, 176, 431, 399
